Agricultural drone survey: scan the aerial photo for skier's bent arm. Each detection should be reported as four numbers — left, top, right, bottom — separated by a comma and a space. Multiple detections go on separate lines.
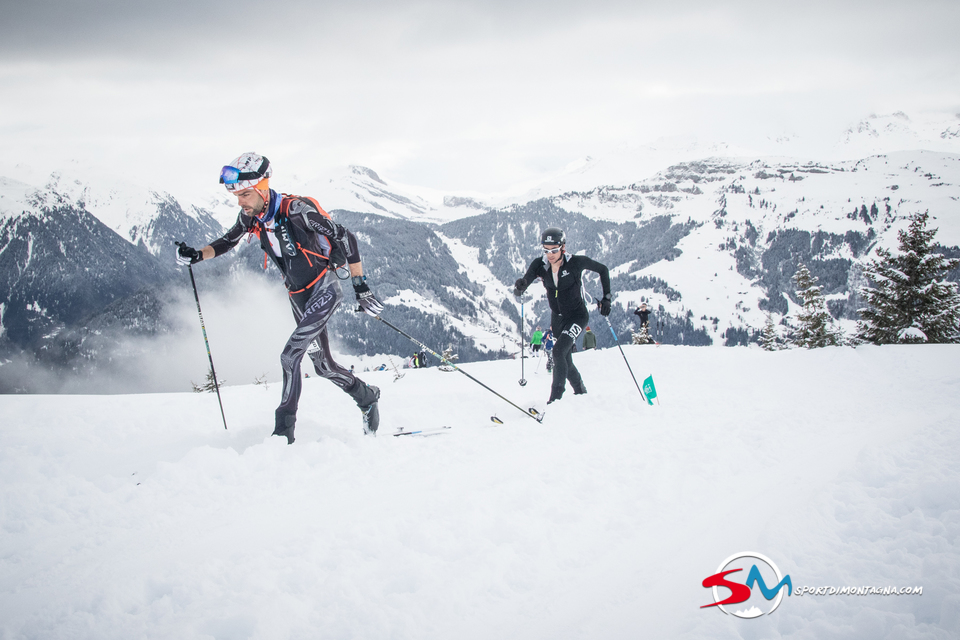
581, 256, 611, 298
514, 258, 541, 295
199, 217, 251, 261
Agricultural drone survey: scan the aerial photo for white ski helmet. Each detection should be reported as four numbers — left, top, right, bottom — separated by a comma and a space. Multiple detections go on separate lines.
219, 152, 272, 192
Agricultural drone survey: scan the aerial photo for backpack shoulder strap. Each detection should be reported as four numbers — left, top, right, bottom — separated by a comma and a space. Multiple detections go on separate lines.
280, 193, 331, 221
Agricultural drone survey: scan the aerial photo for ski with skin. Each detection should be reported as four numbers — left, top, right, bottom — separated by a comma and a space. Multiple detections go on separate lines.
395, 405, 544, 435
490, 408, 543, 424
393, 426, 452, 437
394, 405, 543, 435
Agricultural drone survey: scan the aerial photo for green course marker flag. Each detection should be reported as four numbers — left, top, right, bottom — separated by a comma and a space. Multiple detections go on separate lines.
642, 375, 658, 405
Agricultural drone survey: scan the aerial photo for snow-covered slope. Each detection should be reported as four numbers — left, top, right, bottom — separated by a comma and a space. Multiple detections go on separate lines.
290, 165, 494, 224
1, 344, 957, 639
506, 111, 960, 205
836, 111, 960, 160
0, 167, 227, 257
545, 151, 960, 342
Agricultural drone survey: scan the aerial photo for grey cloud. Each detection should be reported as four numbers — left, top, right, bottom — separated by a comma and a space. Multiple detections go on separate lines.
1, 0, 957, 193
3, 0, 958, 64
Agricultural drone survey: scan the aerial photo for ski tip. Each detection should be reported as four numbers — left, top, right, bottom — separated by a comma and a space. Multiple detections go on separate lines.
490, 416, 504, 424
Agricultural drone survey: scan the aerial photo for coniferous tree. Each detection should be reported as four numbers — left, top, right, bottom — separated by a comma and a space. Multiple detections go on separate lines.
761, 313, 780, 351
632, 324, 654, 345
438, 346, 459, 371
857, 211, 960, 344
789, 263, 843, 348
191, 370, 224, 393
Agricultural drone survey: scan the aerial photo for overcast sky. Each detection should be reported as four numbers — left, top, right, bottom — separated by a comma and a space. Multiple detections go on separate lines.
1, 0, 958, 194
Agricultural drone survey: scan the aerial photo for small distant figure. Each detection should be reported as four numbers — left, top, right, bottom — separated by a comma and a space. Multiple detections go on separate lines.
634, 303, 651, 328
582, 326, 597, 350
531, 326, 544, 353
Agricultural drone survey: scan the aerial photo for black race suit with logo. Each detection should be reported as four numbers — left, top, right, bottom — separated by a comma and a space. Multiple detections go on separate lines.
209, 189, 378, 426
518, 254, 611, 400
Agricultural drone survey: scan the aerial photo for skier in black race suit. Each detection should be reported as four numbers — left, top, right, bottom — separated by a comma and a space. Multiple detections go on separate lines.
513, 227, 611, 404
176, 153, 385, 443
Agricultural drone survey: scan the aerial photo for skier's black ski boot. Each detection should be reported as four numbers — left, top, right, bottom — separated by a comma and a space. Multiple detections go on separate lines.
347, 380, 381, 435
361, 402, 380, 435
547, 387, 563, 405
273, 412, 296, 445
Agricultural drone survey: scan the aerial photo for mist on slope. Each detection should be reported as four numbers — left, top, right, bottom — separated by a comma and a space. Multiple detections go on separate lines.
0, 277, 324, 395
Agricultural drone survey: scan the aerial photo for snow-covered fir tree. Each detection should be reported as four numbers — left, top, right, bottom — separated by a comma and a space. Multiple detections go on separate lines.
761, 313, 780, 351
191, 370, 224, 393
632, 324, 654, 345
857, 211, 960, 344
438, 346, 459, 371
789, 263, 843, 348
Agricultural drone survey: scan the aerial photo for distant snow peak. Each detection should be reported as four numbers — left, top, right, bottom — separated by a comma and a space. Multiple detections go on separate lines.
566, 156, 596, 173
837, 111, 960, 157
443, 195, 486, 210
350, 165, 386, 185
769, 134, 798, 145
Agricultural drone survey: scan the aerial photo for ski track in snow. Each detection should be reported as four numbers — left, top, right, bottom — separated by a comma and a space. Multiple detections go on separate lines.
1, 345, 958, 639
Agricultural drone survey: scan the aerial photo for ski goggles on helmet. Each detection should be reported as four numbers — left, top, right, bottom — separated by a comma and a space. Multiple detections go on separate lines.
219, 156, 270, 185
542, 246, 563, 254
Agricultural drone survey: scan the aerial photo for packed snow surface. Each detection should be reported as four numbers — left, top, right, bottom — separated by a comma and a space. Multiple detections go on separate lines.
1, 344, 958, 639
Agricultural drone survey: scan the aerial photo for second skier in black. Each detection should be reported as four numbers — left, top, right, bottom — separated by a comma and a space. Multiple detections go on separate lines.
513, 227, 611, 404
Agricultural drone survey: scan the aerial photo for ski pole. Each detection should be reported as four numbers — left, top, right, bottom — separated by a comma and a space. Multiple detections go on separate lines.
373, 314, 543, 423
585, 289, 647, 403
387, 354, 405, 382
177, 242, 228, 430
602, 314, 647, 402
519, 298, 527, 386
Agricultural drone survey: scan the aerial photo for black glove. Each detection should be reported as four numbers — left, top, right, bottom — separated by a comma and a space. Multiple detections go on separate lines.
598, 294, 611, 317
513, 278, 527, 298
354, 281, 384, 317
176, 242, 203, 266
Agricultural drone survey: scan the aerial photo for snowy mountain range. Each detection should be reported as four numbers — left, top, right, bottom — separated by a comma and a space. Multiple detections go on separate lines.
1, 111, 959, 393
